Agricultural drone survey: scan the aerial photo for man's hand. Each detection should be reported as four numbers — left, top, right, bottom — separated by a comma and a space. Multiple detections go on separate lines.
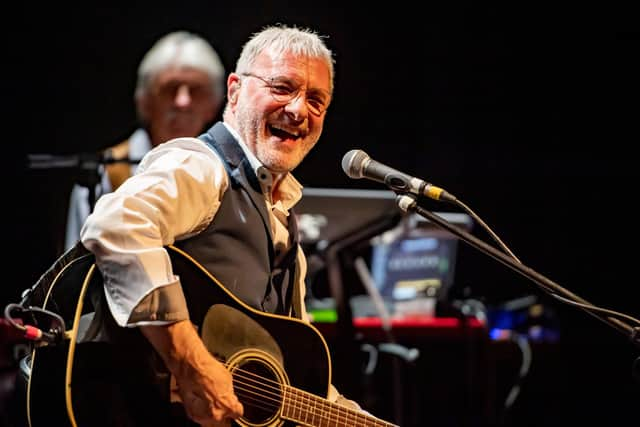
141, 320, 244, 426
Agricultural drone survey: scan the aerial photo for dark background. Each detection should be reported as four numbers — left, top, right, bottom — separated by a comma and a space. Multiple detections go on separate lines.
3, 2, 640, 426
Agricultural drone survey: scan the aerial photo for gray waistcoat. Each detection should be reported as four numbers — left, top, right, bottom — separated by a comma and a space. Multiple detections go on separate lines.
175, 123, 300, 316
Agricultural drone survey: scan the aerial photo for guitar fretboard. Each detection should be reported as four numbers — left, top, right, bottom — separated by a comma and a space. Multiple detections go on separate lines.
282, 385, 399, 427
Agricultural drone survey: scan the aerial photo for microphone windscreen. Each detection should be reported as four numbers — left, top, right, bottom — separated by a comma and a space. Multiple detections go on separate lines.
341, 149, 369, 178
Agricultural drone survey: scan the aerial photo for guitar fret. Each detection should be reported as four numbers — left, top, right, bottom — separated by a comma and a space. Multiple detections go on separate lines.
317, 389, 327, 426
303, 390, 311, 425
294, 387, 301, 421
308, 392, 315, 425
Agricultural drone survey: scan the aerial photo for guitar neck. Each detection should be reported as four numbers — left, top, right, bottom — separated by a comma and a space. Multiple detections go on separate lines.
282, 386, 398, 427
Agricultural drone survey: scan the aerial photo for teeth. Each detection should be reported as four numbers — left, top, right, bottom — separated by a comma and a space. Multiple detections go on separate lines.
272, 124, 300, 137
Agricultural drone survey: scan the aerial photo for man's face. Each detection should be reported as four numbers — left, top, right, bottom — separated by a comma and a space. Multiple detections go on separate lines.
228, 49, 332, 173
138, 67, 218, 146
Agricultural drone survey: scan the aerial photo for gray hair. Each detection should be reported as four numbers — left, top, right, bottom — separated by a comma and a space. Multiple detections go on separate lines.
234, 24, 335, 94
135, 31, 226, 108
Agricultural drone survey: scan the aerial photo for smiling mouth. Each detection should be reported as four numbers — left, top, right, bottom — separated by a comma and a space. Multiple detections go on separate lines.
269, 123, 303, 140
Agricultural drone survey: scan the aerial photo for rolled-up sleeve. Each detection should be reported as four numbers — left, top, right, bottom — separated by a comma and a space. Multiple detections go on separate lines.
80, 138, 228, 327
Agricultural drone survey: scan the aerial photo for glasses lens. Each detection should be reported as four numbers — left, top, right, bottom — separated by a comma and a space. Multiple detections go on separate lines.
243, 73, 327, 115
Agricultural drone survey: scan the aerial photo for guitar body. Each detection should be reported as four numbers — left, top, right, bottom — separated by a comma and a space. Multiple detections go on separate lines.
27, 246, 332, 427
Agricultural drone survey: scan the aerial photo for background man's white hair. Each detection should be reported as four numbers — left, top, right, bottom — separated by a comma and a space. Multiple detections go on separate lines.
135, 31, 226, 112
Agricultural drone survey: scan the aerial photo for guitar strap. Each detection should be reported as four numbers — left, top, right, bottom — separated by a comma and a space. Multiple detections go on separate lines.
103, 139, 132, 192
283, 210, 304, 320
20, 241, 91, 308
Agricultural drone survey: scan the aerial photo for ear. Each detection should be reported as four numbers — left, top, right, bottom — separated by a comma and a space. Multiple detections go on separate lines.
135, 93, 150, 122
227, 73, 241, 104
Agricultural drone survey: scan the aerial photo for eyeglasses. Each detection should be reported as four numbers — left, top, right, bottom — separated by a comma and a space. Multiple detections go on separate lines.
153, 81, 213, 101
240, 72, 331, 116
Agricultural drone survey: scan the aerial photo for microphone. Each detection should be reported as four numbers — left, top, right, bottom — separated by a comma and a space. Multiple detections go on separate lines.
341, 149, 456, 202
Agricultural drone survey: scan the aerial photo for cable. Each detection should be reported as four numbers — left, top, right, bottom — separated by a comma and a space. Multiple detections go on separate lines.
453, 198, 521, 264
505, 332, 532, 408
548, 294, 640, 326
417, 196, 535, 422
3, 303, 66, 345
497, 331, 532, 426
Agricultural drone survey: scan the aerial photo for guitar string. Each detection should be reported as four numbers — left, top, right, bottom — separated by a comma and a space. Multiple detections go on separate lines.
226, 363, 394, 427
218, 364, 388, 426
216, 359, 396, 427
232, 380, 391, 427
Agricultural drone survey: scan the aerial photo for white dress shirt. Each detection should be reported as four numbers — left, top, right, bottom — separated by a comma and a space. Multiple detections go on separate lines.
80, 127, 308, 327
65, 128, 152, 251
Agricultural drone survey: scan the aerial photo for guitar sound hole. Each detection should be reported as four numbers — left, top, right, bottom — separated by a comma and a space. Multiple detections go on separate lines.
233, 359, 282, 424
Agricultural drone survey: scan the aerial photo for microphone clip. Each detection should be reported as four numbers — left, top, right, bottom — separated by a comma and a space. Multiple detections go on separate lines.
395, 193, 418, 213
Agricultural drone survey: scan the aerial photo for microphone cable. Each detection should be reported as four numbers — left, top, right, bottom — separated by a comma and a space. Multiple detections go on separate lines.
3, 303, 66, 346
450, 197, 521, 264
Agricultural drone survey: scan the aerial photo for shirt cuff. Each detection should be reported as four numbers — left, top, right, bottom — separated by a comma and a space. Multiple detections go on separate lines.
127, 281, 190, 325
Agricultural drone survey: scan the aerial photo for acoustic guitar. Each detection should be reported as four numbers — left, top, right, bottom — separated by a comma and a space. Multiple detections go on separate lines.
25, 245, 398, 427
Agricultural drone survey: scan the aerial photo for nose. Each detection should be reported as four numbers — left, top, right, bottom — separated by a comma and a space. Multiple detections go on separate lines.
174, 84, 193, 107
283, 91, 309, 119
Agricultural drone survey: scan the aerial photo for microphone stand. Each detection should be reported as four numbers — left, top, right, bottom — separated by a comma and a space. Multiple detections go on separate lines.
27, 153, 140, 211
395, 195, 640, 348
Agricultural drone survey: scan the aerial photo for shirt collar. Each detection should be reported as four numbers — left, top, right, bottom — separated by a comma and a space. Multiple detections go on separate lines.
222, 123, 303, 209
129, 128, 153, 161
